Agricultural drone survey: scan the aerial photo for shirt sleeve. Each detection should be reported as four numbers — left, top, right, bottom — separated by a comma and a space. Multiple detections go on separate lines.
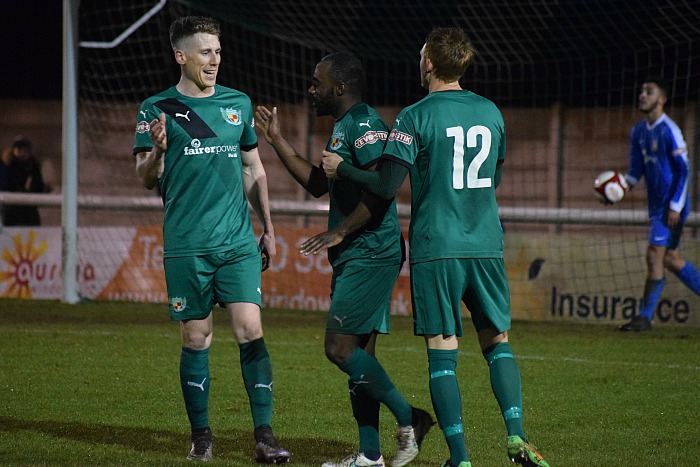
625, 125, 643, 187
495, 122, 506, 188
349, 114, 389, 169
240, 97, 258, 152
133, 102, 157, 155
337, 157, 409, 200
382, 110, 419, 167
667, 126, 689, 212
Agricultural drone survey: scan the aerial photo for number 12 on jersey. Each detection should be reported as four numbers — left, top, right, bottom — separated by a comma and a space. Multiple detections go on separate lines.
447, 125, 492, 190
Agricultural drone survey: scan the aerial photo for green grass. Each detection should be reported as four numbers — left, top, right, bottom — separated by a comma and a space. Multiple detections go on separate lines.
1, 299, 698, 466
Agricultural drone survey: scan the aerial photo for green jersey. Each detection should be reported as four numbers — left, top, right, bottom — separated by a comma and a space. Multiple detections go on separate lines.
326, 103, 402, 267
133, 85, 258, 258
382, 90, 506, 262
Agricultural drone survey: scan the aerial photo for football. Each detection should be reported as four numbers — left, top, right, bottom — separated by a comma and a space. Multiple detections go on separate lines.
594, 170, 629, 204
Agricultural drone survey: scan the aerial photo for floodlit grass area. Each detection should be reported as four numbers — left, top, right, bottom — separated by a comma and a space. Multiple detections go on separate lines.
1, 299, 698, 466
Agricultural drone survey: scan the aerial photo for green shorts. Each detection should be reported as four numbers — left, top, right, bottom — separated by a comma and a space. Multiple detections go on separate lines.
411, 258, 511, 336
164, 241, 262, 320
326, 262, 400, 335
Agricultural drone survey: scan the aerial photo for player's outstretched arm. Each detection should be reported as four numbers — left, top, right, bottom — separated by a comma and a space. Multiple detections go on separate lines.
300, 190, 391, 255
322, 151, 408, 200
255, 105, 327, 197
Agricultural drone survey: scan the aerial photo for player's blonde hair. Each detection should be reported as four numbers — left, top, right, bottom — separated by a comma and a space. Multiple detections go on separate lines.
424, 27, 476, 83
169, 16, 220, 50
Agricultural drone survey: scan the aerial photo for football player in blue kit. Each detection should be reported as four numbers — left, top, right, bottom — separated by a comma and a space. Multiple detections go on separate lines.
621, 76, 700, 331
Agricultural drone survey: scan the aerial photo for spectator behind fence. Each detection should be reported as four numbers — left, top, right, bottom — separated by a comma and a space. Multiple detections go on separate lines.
0, 147, 10, 191
3, 135, 47, 226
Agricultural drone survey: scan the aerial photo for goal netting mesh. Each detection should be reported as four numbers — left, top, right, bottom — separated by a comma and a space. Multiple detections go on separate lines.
70, 0, 700, 322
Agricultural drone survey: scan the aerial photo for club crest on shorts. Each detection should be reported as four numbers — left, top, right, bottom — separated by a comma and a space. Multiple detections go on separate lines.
170, 297, 187, 313
221, 107, 242, 125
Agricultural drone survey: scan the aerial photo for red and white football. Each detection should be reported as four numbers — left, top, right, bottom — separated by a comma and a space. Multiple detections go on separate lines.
594, 170, 629, 204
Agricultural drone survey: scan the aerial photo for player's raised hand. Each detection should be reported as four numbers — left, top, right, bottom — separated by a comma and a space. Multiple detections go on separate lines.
299, 230, 344, 256
321, 150, 343, 179
255, 106, 281, 144
149, 112, 167, 153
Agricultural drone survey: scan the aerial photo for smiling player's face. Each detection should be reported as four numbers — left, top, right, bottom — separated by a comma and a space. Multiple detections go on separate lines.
177, 33, 221, 94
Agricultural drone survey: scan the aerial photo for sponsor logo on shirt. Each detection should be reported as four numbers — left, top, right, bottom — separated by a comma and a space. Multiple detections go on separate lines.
388, 128, 413, 145
355, 130, 388, 149
183, 138, 238, 156
221, 107, 242, 125
136, 121, 149, 134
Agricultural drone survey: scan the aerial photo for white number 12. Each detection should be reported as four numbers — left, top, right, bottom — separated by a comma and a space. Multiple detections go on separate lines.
447, 125, 492, 190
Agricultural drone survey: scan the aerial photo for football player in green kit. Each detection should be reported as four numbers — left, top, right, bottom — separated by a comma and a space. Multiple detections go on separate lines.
133, 16, 290, 464
318, 28, 550, 467
255, 52, 433, 467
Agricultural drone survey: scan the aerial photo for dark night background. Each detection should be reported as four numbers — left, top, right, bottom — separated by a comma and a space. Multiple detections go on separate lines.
1, 1, 699, 107
1, 1, 63, 99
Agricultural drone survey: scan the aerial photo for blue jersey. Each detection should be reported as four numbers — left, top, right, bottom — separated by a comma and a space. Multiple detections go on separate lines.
626, 113, 689, 220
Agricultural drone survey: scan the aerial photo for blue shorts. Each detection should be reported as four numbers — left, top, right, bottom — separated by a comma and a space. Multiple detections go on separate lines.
648, 216, 685, 249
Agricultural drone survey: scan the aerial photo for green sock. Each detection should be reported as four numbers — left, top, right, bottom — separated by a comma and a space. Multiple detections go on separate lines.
180, 346, 210, 430
483, 342, 525, 438
349, 380, 381, 456
239, 337, 273, 428
428, 348, 469, 464
340, 347, 412, 426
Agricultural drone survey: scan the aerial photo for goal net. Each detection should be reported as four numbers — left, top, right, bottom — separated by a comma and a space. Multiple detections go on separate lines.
30, 0, 700, 322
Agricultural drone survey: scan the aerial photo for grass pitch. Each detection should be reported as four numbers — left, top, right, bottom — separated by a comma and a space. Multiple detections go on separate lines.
0, 299, 698, 466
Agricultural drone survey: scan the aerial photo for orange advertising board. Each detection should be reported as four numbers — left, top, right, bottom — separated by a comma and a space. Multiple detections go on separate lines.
2, 226, 698, 327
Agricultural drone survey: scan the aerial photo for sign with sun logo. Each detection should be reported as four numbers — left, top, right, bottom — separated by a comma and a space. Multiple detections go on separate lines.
0, 231, 51, 298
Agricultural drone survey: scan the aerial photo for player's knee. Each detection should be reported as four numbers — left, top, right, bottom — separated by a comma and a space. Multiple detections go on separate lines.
324, 337, 353, 367
233, 323, 263, 343
180, 320, 212, 349
477, 328, 507, 352
182, 332, 209, 350
324, 348, 343, 366
663, 250, 684, 272
646, 246, 666, 271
